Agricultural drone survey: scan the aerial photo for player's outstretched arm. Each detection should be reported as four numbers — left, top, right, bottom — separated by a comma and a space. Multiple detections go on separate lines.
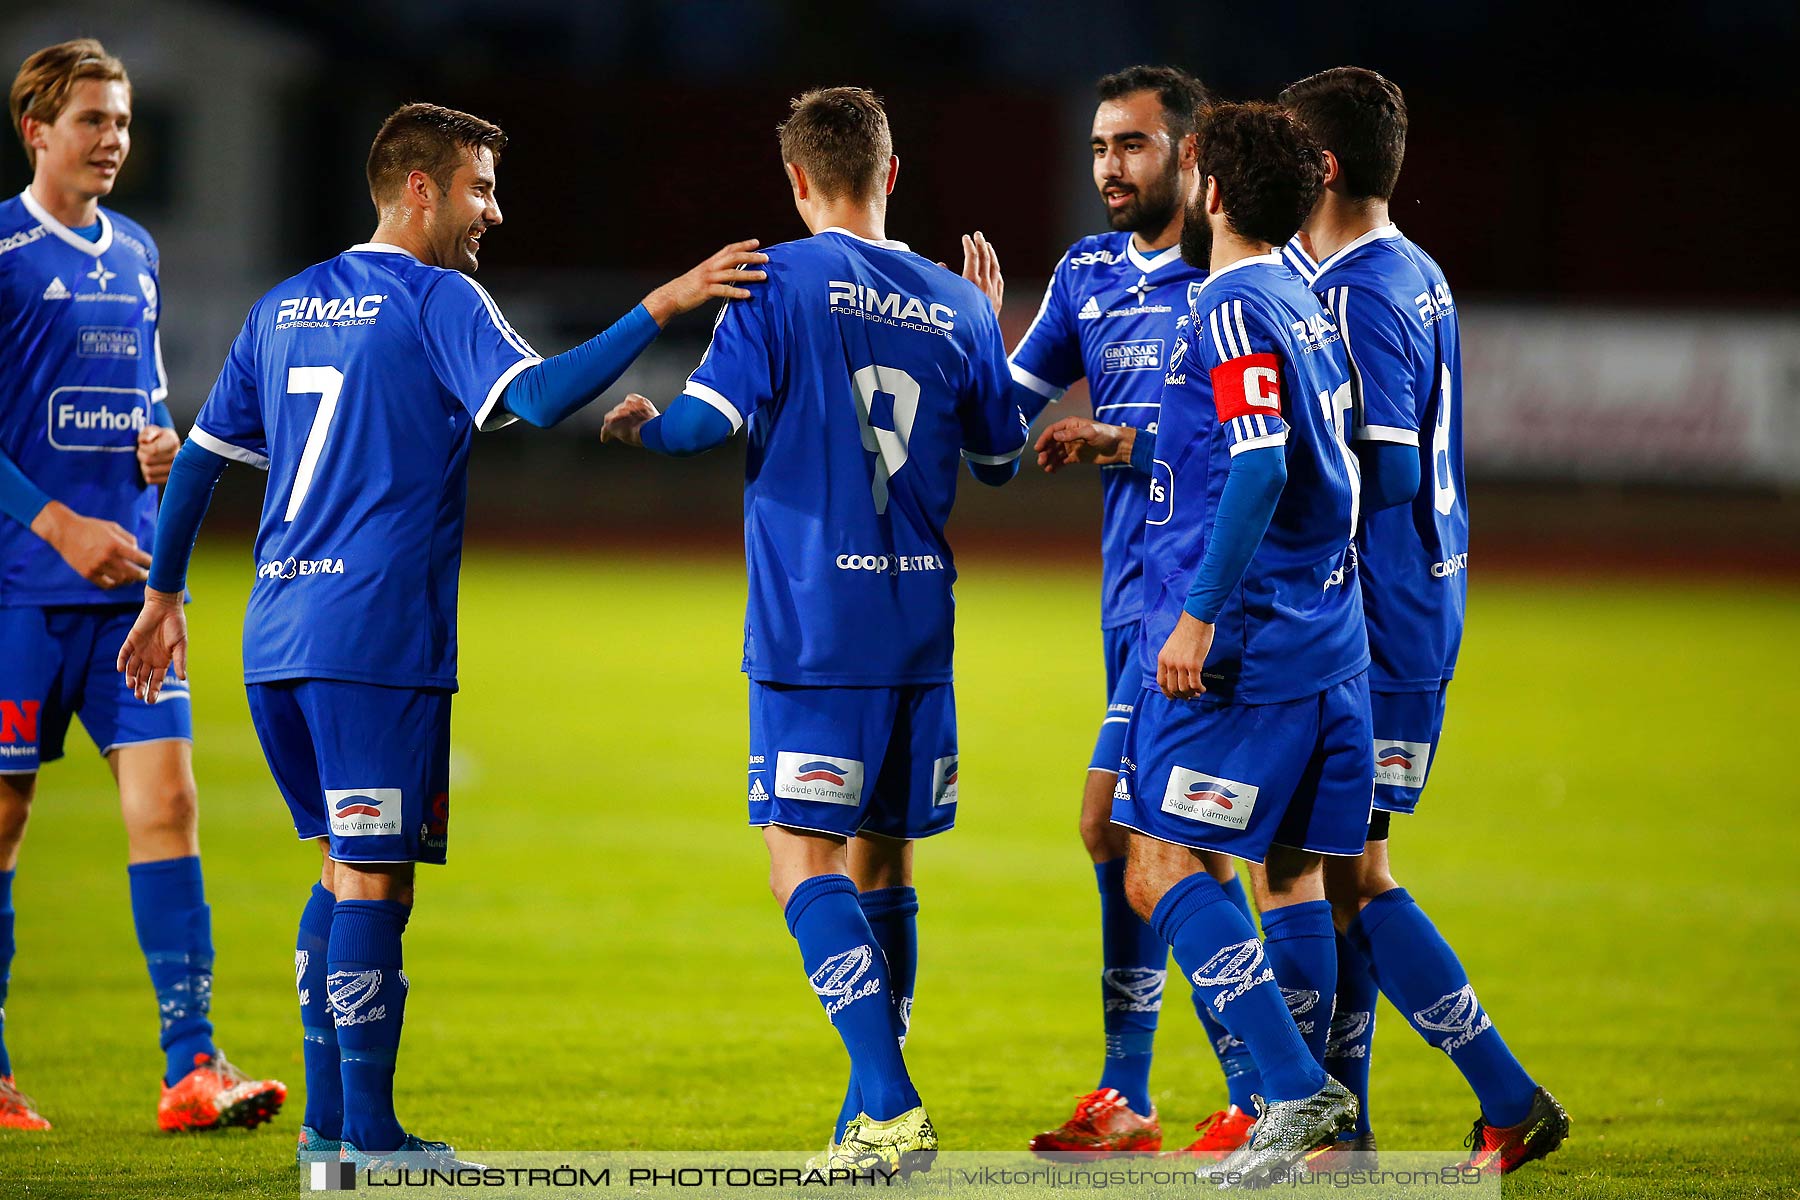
641, 240, 770, 326
1034, 416, 1135, 474
601, 393, 734, 457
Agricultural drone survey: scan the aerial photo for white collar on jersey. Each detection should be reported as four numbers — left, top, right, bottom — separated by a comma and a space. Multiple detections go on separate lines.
346, 241, 420, 259
1126, 239, 1184, 275
1193, 249, 1282, 300
1311, 223, 1402, 276
819, 226, 910, 252
20, 188, 114, 257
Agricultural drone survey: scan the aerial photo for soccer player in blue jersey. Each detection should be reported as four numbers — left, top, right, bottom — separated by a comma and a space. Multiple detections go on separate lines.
1279, 67, 1566, 1173
1043, 102, 1367, 1187
116, 102, 765, 1166
1015, 66, 1268, 1161
600, 86, 1025, 1175
0, 39, 285, 1133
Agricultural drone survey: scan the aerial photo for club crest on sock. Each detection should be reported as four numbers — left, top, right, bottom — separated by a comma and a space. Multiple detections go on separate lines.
295, 950, 309, 1006
327, 969, 388, 1028
1326, 1009, 1373, 1059
1413, 984, 1492, 1055
1103, 966, 1167, 1013
809, 945, 882, 1020
1191, 938, 1274, 1014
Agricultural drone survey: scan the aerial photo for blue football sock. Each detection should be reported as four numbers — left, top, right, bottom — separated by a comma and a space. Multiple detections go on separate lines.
785, 875, 918, 1122
127, 857, 216, 1084
1260, 900, 1337, 1067
0, 869, 14, 1078
1150, 873, 1323, 1104
1203, 874, 1263, 1111
1352, 888, 1535, 1128
330, 898, 410, 1153
1327, 930, 1378, 1138
297, 883, 342, 1140
1094, 858, 1162, 1116
835, 886, 919, 1142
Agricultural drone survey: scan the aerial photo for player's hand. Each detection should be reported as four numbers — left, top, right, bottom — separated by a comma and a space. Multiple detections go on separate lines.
643, 240, 770, 325
29, 501, 153, 589
601, 394, 659, 447
961, 231, 1002, 314
137, 425, 180, 486
1157, 612, 1215, 700
1034, 417, 1135, 473
117, 588, 188, 703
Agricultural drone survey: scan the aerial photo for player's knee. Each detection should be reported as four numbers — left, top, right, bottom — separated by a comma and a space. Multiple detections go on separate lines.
1122, 862, 1162, 924
0, 785, 32, 853
1077, 808, 1114, 857
133, 779, 199, 840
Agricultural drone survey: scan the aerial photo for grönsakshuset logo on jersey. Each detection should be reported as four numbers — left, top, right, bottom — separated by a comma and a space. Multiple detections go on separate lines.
275, 293, 385, 330
826, 281, 955, 337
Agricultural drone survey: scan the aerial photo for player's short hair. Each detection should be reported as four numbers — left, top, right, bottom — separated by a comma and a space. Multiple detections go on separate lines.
366, 103, 508, 207
9, 38, 129, 168
1278, 67, 1407, 201
777, 86, 892, 203
1197, 102, 1326, 247
1096, 65, 1212, 142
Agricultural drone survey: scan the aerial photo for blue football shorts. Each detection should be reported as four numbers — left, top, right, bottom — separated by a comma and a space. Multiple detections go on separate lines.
1113, 670, 1374, 862
1370, 682, 1451, 816
747, 681, 958, 841
0, 604, 192, 773
1088, 621, 1140, 773
247, 679, 451, 865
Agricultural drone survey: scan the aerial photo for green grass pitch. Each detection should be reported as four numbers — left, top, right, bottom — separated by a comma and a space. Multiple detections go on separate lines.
0, 549, 1794, 1197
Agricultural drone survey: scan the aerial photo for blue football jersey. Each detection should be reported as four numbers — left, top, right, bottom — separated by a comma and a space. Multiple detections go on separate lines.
1140, 253, 1369, 704
0, 191, 167, 607
191, 243, 541, 689
1305, 226, 1469, 689
682, 227, 1025, 686
1008, 234, 1206, 630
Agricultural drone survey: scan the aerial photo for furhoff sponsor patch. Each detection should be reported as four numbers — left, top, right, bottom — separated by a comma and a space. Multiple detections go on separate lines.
1162, 767, 1258, 830
775, 752, 864, 806
1373, 739, 1431, 789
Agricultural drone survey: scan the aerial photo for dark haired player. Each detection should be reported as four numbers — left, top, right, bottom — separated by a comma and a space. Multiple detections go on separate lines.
602, 85, 1023, 1176
1014, 66, 1267, 1161
1278, 66, 1567, 1173
118, 102, 763, 1166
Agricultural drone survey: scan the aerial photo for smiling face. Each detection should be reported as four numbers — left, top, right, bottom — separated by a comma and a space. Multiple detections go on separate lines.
423, 145, 501, 274
1091, 90, 1182, 236
26, 78, 130, 200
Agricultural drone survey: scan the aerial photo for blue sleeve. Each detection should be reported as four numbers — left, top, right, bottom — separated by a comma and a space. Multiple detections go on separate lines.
1007, 251, 1083, 406
1008, 379, 1051, 427
0, 445, 51, 528
419, 272, 545, 431
959, 304, 1028, 488
1129, 426, 1157, 476
189, 319, 270, 469
682, 279, 783, 434
1355, 440, 1420, 511
152, 401, 173, 428
500, 304, 661, 428
146, 439, 230, 593
1326, 287, 1425, 449
1182, 445, 1287, 623
640, 394, 735, 457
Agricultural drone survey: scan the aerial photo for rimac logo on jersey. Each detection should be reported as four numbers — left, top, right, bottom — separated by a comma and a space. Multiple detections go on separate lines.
1413, 985, 1492, 1056
1373, 740, 1431, 790
1162, 767, 1259, 831
46, 386, 149, 451
809, 945, 882, 1019
1288, 309, 1341, 353
932, 755, 959, 807
775, 752, 864, 806
326, 788, 402, 837
1190, 938, 1274, 1014
1101, 339, 1164, 374
275, 294, 385, 330
827, 281, 955, 335
1103, 967, 1166, 1014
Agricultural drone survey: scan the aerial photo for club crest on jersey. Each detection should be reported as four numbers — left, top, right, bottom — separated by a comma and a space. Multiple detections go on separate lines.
275, 293, 385, 329
932, 755, 959, 807
1413, 985, 1492, 1055
1191, 938, 1274, 1014
1163, 767, 1258, 830
325, 788, 401, 837
775, 752, 864, 806
46, 386, 150, 451
326, 968, 386, 1027
1103, 967, 1167, 1014
1373, 740, 1431, 790
809, 945, 882, 1019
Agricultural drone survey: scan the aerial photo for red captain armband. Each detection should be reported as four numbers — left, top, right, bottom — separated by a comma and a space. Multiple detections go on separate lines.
1210, 353, 1283, 423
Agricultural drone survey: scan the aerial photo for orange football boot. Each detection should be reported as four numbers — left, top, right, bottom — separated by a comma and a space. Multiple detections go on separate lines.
1167, 1105, 1255, 1161
0, 1076, 51, 1130
1029, 1088, 1162, 1157
158, 1050, 286, 1132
